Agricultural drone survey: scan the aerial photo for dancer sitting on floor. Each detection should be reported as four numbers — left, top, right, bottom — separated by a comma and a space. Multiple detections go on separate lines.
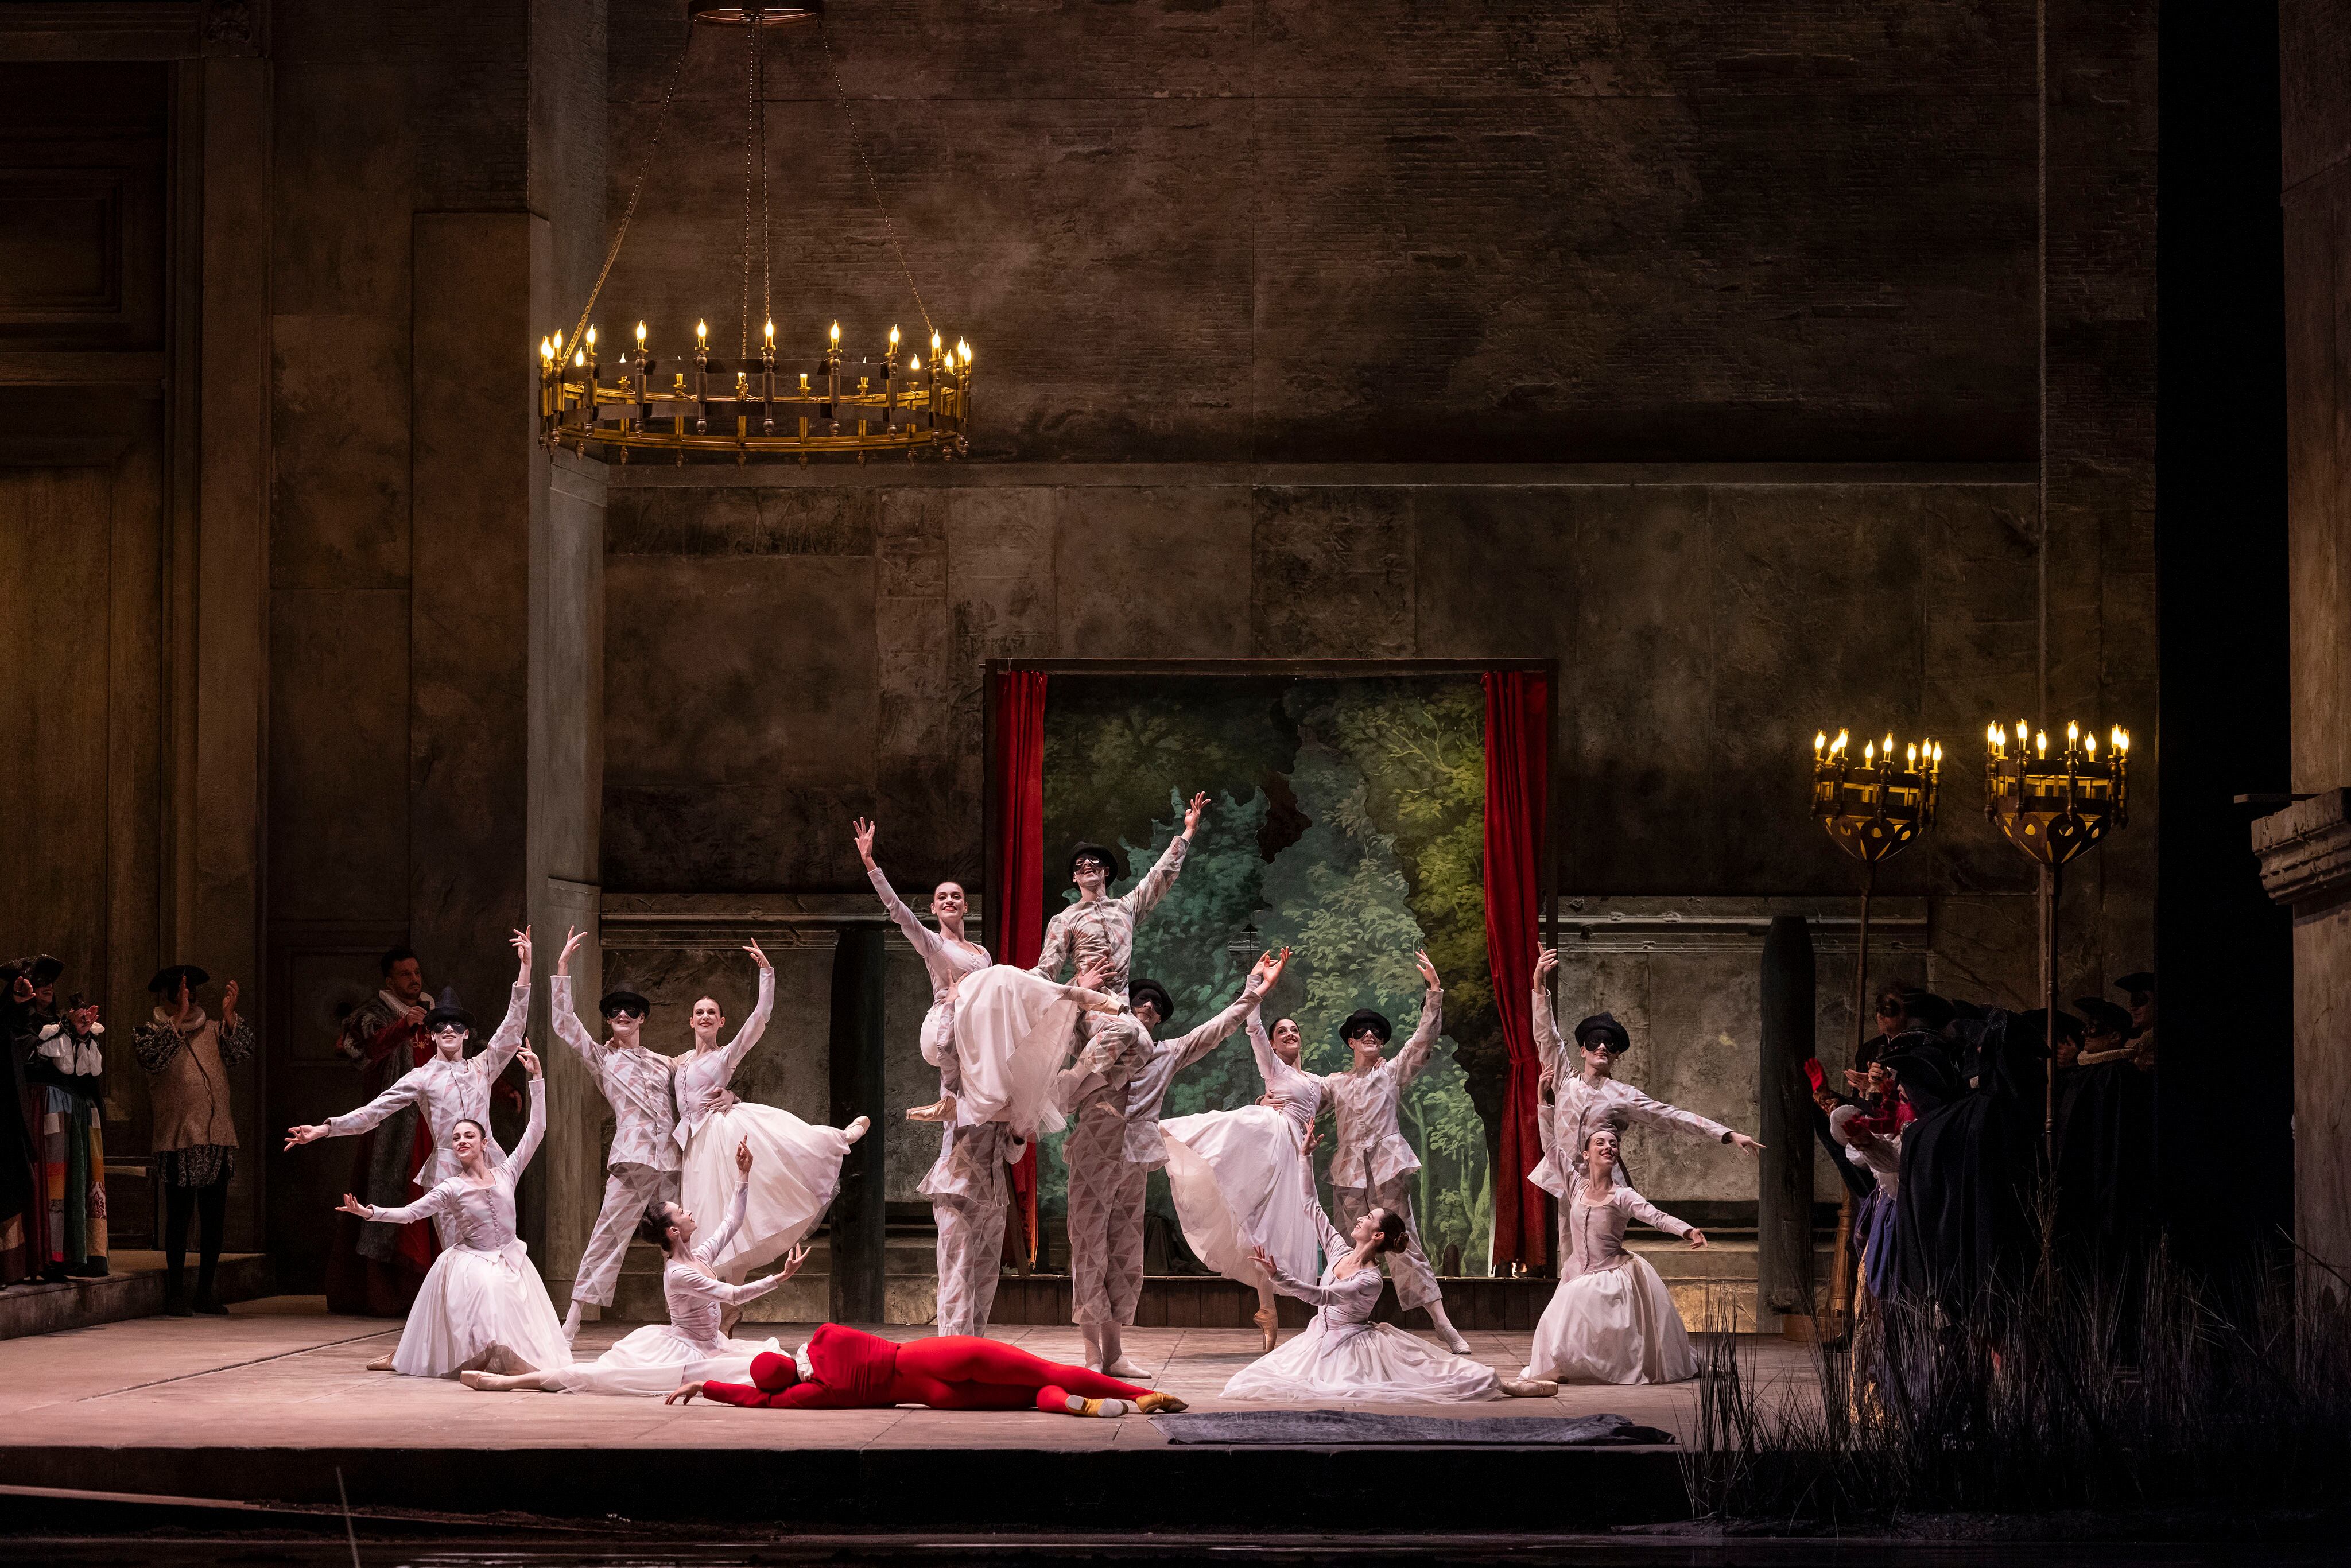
666, 1320, 1188, 1418
334, 1043, 568, 1379
1159, 951, 1323, 1352
1224, 1191, 1557, 1403
1522, 1126, 1705, 1385
670, 936, 867, 1328
464, 1138, 804, 1394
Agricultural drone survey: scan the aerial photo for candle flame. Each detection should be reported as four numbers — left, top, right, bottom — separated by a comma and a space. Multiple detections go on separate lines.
1864, 740, 1875, 763
764, 319, 775, 344
539, 337, 553, 362
909, 355, 921, 371
2085, 732, 2097, 759
931, 330, 942, 355
830, 321, 841, 344
2113, 726, 2128, 752
636, 321, 647, 344
890, 324, 901, 347
573, 349, 584, 367
585, 325, 596, 350
2036, 730, 2048, 758
696, 319, 707, 341
2067, 720, 2080, 744
1907, 743, 1918, 769
1814, 731, 1826, 756
1932, 742, 1942, 766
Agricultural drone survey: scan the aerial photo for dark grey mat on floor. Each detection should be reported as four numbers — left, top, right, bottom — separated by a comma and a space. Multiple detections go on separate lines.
1151, 1410, 1677, 1445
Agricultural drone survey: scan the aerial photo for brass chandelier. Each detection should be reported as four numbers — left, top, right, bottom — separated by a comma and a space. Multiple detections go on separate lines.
538, 2, 972, 464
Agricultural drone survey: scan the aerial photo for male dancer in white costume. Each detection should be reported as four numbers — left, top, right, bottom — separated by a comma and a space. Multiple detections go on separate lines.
549, 927, 688, 1344
1053, 956, 1278, 1375
1031, 792, 1206, 1373
1314, 952, 1474, 1354
286, 928, 536, 1248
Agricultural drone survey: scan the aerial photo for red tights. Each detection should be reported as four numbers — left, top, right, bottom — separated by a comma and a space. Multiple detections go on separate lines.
704, 1330, 1157, 1413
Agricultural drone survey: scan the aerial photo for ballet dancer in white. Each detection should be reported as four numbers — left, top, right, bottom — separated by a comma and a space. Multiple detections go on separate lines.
1522, 1125, 1706, 1385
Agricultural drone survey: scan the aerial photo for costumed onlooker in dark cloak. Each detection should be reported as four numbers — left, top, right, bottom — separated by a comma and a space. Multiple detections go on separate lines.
24, 981, 108, 1278
1853, 984, 1911, 1074
2115, 971, 2156, 1069
1886, 1008, 2047, 1329
2054, 995, 2155, 1278
135, 964, 254, 1315
1, 956, 63, 1284
322, 945, 440, 1315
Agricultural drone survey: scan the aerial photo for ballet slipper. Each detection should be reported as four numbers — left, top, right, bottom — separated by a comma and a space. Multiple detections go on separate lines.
1252, 1305, 1278, 1353
905, 1096, 955, 1124
461, 1369, 521, 1392
1135, 1391, 1186, 1415
1072, 1396, 1135, 1418
844, 1115, 871, 1144
1498, 1377, 1558, 1398
1101, 1356, 1147, 1379
366, 1351, 397, 1372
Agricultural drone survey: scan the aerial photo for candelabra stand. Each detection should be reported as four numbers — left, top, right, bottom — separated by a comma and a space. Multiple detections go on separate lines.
1983, 719, 2131, 1162
1809, 728, 1939, 1319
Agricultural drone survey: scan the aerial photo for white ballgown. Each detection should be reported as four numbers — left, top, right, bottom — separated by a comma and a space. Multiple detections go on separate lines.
937, 966, 1118, 1140
1159, 1009, 1326, 1291
1223, 1200, 1503, 1403
672, 967, 857, 1283
1522, 1183, 1698, 1385
867, 863, 992, 1095
366, 1077, 569, 1378
548, 1181, 789, 1396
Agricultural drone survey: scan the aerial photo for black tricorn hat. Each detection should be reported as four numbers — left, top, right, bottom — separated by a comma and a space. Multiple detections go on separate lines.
1339, 1008, 1392, 1044
1879, 1033, 1961, 1107
2113, 971, 2155, 1000
15, 954, 64, 987
146, 963, 210, 996
1068, 841, 1125, 881
1128, 978, 1176, 1028
2011, 1007, 2082, 1051
1899, 988, 1956, 1033
1573, 1011, 1631, 1053
599, 988, 653, 1020
422, 985, 474, 1033
2073, 997, 2132, 1039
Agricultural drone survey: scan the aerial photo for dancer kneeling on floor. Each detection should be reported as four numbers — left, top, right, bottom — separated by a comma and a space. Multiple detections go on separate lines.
1223, 1194, 1556, 1402
333, 1044, 567, 1378
464, 1138, 805, 1394
1522, 1125, 1705, 1385
666, 1321, 1186, 1418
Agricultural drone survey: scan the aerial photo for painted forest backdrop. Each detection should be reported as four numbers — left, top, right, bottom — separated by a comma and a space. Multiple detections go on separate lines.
1039, 675, 1503, 1274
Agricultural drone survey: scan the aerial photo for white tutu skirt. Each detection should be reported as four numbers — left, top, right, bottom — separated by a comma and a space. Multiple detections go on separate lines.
547, 1323, 785, 1397
388, 1240, 571, 1378
947, 966, 1085, 1140
1522, 1255, 1697, 1384
1222, 1319, 1503, 1403
1161, 1105, 1323, 1291
682, 1104, 853, 1282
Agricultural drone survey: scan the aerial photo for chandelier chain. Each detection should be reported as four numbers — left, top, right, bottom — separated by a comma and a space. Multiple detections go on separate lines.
564, 14, 696, 362
759, 28, 771, 340
819, 20, 934, 341
741, 20, 756, 359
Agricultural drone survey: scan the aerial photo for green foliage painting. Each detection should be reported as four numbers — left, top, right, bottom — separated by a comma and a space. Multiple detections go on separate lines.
1036, 675, 1500, 1275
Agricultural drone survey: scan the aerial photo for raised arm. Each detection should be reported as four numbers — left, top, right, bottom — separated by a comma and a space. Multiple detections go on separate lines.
1245, 1008, 1282, 1088
320, 1070, 425, 1139
715, 953, 777, 1083
1531, 947, 1568, 1080
1395, 953, 1444, 1086
1119, 817, 1194, 921
506, 1062, 548, 1175
1621, 1084, 1744, 1148
670, 1257, 795, 1309
1620, 1187, 1696, 1243
866, 860, 951, 968
471, 928, 535, 1081
548, 973, 604, 1074
695, 1177, 754, 1267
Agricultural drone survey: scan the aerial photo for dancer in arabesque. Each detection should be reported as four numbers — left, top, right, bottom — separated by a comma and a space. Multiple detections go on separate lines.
1158, 952, 1324, 1352
335, 1043, 568, 1379
464, 1138, 805, 1395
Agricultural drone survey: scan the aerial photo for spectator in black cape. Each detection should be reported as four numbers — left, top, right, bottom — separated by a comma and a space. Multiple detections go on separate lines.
2055, 997, 2155, 1271
2, 956, 63, 1283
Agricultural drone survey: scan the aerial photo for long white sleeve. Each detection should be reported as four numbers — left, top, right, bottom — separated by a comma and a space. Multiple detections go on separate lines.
669, 1259, 789, 1308
1620, 1082, 1732, 1144
1531, 984, 1569, 1078
1394, 987, 1444, 1085
695, 1181, 752, 1266
712, 967, 776, 1085
365, 1178, 459, 1228
1621, 1186, 1693, 1241
506, 1078, 548, 1175
549, 976, 605, 1081
325, 1071, 423, 1139
1119, 833, 1188, 921
473, 980, 533, 1082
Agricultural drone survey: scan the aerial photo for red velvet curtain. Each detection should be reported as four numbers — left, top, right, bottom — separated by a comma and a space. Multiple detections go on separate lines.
991, 670, 1049, 1262
1483, 669, 1550, 1271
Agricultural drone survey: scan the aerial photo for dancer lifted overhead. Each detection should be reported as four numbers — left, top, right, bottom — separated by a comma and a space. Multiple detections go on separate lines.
286, 927, 535, 1252
1314, 951, 1471, 1354
1528, 946, 1761, 1264
334, 1043, 568, 1379
1522, 1125, 1706, 1385
550, 927, 684, 1345
465, 1138, 805, 1395
1225, 1189, 1556, 1403
671, 938, 866, 1327
1056, 954, 1278, 1377
1159, 952, 1321, 1352
667, 1321, 1188, 1418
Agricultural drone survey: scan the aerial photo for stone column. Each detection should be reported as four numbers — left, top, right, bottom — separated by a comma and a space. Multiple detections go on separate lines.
2253, 793, 2351, 1303
1757, 914, 1816, 1333
828, 925, 888, 1323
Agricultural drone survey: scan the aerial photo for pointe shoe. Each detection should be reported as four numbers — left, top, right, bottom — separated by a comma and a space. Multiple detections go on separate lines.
1440, 1331, 1472, 1355
844, 1114, 871, 1144
904, 1096, 955, 1124
1252, 1306, 1278, 1353
366, 1351, 398, 1372
460, 1369, 519, 1392
1101, 1356, 1146, 1379
1499, 1377, 1559, 1398
1135, 1391, 1187, 1415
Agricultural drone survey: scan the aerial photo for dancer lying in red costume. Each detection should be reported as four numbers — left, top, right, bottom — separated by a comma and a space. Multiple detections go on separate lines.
666, 1321, 1188, 1417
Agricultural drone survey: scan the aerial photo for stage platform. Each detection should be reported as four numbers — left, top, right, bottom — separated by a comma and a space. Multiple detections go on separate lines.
0, 1296, 1828, 1532
0, 1250, 275, 1342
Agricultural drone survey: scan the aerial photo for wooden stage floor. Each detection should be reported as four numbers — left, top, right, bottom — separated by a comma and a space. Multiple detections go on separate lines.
0, 1297, 1828, 1530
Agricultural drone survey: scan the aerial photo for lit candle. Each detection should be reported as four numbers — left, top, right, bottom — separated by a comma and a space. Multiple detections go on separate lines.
696, 319, 708, 348
1814, 731, 1827, 760
1864, 740, 1875, 764
1931, 742, 1942, 771
830, 320, 841, 349
2036, 730, 2048, 758
764, 319, 775, 354
1907, 743, 1918, 771
2084, 731, 2097, 760
2067, 720, 2080, 754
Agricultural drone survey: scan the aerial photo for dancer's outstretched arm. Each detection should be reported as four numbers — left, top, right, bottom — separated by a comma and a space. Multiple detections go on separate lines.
1394, 952, 1444, 1085
1119, 791, 1205, 921
471, 928, 536, 1083
338, 1178, 457, 1229
506, 1054, 547, 1174
709, 944, 776, 1086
